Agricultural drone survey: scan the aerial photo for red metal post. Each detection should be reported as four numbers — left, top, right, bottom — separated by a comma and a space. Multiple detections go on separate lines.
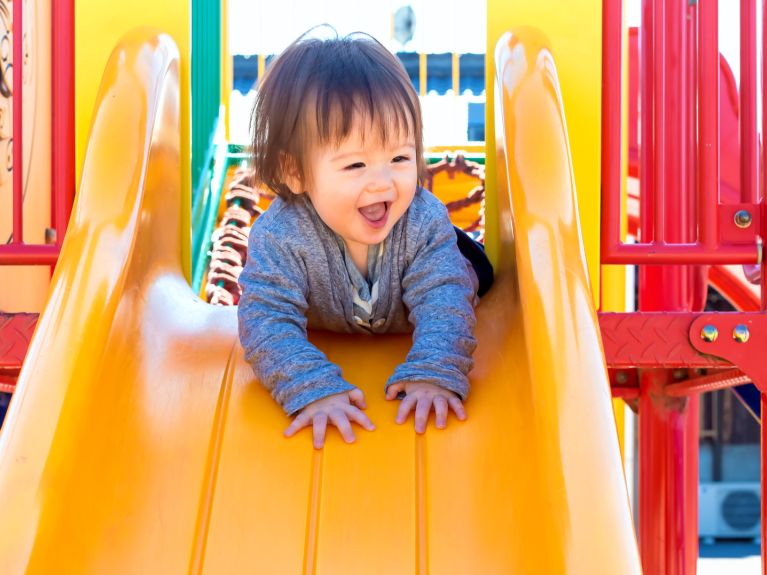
761, 2, 767, 569
51, 0, 75, 244
652, 0, 666, 244
698, 0, 719, 248
11, 0, 22, 243
600, 0, 622, 260
640, 0, 655, 246
763, 392, 767, 575
740, 0, 758, 205
636, 0, 699, 571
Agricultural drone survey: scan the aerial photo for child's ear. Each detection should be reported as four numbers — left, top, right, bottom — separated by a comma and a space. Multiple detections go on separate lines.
280, 154, 305, 195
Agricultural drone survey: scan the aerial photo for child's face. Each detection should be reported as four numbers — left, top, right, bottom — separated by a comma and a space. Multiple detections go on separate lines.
298, 119, 418, 253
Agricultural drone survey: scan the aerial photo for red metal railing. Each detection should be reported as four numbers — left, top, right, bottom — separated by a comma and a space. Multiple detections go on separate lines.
601, 1, 767, 573
601, 0, 762, 266
0, 0, 74, 266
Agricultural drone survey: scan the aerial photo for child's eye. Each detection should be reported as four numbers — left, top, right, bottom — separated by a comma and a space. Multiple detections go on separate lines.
344, 162, 365, 170
392, 155, 410, 163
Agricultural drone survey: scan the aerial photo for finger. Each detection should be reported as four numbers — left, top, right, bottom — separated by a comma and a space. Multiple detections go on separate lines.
396, 393, 418, 424
285, 412, 311, 437
386, 383, 405, 400
349, 388, 367, 409
343, 405, 375, 431
312, 413, 328, 449
414, 396, 433, 434
448, 396, 467, 421
434, 396, 448, 429
329, 409, 356, 444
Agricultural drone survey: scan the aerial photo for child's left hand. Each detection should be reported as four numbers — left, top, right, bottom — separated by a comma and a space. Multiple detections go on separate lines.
385, 382, 467, 433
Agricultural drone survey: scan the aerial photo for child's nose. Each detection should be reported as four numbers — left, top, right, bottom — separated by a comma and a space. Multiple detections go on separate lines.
366, 166, 394, 192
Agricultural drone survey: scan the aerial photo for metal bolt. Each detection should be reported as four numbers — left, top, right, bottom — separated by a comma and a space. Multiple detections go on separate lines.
732, 324, 750, 343
700, 325, 718, 342
672, 369, 687, 381
615, 371, 629, 384
734, 210, 753, 229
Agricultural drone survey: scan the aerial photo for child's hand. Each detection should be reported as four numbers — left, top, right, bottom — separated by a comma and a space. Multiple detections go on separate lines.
386, 382, 467, 433
284, 389, 375, 449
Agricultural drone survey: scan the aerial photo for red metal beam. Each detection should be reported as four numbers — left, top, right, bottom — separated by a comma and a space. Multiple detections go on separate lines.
602, 240, 758, 265
600, 312, 729, 369
665, 369, 751, 397
0, 245, 60, 265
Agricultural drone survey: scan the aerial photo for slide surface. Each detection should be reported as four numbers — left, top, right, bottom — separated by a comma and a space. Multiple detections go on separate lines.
0, 30, 640, 573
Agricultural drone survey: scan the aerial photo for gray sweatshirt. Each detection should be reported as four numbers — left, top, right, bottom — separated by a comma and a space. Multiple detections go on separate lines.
237, 188, 478, 415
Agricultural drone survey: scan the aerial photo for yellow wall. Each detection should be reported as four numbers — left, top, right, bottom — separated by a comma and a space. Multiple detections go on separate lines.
486, 0, 603, 301
75, 1, 191, 280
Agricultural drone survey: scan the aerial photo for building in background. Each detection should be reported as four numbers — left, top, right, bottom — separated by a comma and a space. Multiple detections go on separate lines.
227, 0, 486, 145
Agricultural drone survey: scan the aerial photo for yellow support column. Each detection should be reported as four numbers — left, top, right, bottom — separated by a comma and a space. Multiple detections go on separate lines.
452, 52, 460, 94
75, 2, 192, 280
221, 0, 232, 140
419, 52, 427, 96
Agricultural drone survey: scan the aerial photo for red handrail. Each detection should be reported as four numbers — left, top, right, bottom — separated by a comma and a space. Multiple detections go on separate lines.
0, 0, 74, 267
600, 0, 761, 267
11, 0, 22, 245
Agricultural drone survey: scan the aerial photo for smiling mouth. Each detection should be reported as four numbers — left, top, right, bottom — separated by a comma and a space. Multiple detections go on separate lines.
359, 202, 389, 228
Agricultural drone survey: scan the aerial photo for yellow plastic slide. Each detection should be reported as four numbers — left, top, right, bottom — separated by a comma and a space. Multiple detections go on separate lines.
0, 30, 640, 573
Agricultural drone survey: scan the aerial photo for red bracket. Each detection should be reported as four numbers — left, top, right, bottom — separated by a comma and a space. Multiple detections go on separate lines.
718, 203, 761, 244
689, 312, 767, 392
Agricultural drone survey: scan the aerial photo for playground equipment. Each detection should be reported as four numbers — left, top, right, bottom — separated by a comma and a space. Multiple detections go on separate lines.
1, 0, 766, 573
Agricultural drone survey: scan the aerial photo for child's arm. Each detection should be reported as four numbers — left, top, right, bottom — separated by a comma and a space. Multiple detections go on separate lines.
386, 201, 477, 429
238, 226, 372, 436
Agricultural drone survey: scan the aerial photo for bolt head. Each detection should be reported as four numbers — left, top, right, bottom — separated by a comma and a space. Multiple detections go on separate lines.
732, 324, 750, 343
615, 371, 629, 384
700, 324, 718, 342
734, 210, 753, 229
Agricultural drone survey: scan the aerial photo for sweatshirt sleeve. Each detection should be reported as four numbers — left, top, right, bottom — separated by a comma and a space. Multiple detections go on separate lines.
238, 225, 356, 415
386, 204, 478, 398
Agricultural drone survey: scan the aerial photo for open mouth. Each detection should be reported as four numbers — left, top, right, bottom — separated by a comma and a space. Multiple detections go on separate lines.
358, 201, 390, 229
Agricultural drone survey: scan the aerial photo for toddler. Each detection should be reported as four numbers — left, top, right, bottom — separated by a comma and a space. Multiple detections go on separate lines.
238, 30, 492, 449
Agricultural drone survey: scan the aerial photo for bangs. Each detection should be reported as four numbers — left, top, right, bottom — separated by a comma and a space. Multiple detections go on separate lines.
312, 72, 419, 150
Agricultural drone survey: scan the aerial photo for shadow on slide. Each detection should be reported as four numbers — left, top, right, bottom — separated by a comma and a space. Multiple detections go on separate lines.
0, 29, 640, 574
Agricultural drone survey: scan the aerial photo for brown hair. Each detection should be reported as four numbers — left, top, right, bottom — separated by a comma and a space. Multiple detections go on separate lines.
250, 28, 425, 198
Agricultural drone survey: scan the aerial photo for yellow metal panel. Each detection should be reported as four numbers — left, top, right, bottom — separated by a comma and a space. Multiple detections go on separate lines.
486, 0, 603, 304
75, 1, 192, 281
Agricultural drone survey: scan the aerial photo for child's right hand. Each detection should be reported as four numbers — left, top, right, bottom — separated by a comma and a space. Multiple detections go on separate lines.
284, 389, 375, 449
